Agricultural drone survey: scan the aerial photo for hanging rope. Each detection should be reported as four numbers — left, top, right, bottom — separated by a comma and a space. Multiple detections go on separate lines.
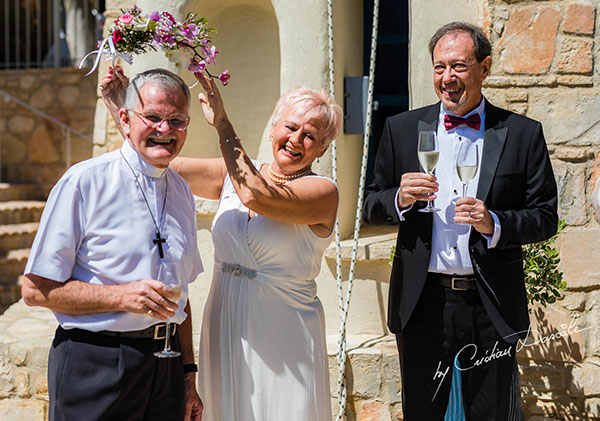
327, 0, 380, 419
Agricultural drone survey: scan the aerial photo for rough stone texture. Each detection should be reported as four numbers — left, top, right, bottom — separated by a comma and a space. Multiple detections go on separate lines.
499, 7, 561, 74
553, 161, 588, 226
0, 69, 94, 187
563, 4, 596, 35
557, 38, 594, 75
28, 127, 60, 165
569, 359, 600, 397
560, 228, 600, 288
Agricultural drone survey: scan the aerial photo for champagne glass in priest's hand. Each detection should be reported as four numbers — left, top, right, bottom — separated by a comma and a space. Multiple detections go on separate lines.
154, 262, 182, 358
456, 142, 479, 198
417, 131, 440, 213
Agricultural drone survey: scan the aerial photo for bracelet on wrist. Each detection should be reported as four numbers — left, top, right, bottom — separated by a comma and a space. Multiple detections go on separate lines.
183, 363, 198, 373
221, 135, 240, 144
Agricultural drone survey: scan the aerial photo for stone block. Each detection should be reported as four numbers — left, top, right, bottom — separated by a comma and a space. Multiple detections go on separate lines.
586, 397, 600, 416
16, 369, 30, 398
569, 359, 600, 397
381, 354, 401, 405
562, 292, 586, 312
57, 86, 80, 107
357, 399, 391, 421
347, 349, 382, 399
517, 304, 585, 363
29, 84, 56, 109
499, 7, 561, 74
552, 161, 588, 225
28, 126, 60, 164
8, 116, 35, 134
506, 92, 528, 102
0, 400, 45, 420
560, 228, 600, 288
564, 4, 595, 35
554, 146, 594, 162
558, 39, 593, 75
0, 346, 15, 398
581, 291, 600, 359
0, 134, 28, 164
508, 103, 528, 115
19, 74, 38, 90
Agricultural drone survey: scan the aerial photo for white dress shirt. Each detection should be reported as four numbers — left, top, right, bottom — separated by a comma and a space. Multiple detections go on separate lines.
25, 140, 203, 331
395, 97, 501, 275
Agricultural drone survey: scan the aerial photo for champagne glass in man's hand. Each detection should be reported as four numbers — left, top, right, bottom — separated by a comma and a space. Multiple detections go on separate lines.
154, 263, 182, 358
417, 131, 440, 213
456, 142, 479, 197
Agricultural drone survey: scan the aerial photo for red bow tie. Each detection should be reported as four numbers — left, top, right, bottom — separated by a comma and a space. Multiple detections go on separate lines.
444, 113, 481, 131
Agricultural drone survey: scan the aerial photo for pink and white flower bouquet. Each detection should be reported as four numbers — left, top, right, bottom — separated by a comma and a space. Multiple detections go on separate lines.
81, 5, 230, 85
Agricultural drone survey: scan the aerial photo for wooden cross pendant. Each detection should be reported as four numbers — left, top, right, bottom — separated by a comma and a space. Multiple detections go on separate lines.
153, 231, 166, 259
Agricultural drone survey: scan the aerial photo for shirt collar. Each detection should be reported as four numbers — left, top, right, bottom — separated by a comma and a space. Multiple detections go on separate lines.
121, 138, 168, 178
440, 95, 486, 119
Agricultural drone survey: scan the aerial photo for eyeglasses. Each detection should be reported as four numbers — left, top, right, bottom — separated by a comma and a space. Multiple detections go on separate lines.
433, 61, 477, 75
128, 109, 189, 130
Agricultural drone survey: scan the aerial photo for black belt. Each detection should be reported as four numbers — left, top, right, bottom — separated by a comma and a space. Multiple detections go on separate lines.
95, 323, 177, 340
428, 273, 477, 291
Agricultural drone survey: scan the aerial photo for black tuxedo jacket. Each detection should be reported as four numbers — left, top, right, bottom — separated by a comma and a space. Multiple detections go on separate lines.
363, 100, 558, 342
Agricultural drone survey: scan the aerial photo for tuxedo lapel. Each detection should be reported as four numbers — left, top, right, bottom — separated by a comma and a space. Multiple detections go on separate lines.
477, 103, 508, 202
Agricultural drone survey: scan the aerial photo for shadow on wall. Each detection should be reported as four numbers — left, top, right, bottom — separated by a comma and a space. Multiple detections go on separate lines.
518, 305, 590, 419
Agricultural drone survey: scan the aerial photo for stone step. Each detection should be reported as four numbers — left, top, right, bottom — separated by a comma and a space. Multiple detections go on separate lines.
0, 222, 39, 251
0, 183, 43, 201
0, 201, 45, 225
0, 248, 30, 280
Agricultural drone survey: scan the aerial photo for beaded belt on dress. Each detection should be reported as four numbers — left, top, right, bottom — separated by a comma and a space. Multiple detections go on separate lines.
220, 262, 257, 279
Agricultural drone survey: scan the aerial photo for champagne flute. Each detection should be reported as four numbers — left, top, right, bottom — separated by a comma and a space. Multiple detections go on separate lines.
456, 142, 479, 197
154, 263, 182, 358
417, 131, 440, 213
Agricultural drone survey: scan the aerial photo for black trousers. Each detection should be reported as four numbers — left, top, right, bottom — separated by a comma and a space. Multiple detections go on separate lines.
396, 281, 524, 421
48, 326, 184, 421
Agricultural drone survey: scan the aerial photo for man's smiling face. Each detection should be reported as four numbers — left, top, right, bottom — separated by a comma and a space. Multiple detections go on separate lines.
120, 83, 189, 168
432, 31, 491, 116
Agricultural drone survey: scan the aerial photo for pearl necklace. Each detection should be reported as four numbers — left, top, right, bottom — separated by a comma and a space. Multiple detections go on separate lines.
268, 163, 311, 184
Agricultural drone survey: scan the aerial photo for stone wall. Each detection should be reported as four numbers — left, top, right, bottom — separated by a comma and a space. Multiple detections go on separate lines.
480, 1, 600, 419
0, 69, 96, 194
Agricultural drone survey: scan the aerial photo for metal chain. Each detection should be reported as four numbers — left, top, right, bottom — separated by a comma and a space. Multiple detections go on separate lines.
328, 0, 380, 419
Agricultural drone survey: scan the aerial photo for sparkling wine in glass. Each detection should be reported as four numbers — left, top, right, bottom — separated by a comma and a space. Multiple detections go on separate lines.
154, 263, 182, 358
456, 142, 479, 197
417, 131, 440, 213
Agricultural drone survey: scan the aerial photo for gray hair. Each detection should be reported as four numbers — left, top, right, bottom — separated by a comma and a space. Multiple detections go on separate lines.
124, 68, 191, 112
428, 22, 492, 63
271, 86, 343, 151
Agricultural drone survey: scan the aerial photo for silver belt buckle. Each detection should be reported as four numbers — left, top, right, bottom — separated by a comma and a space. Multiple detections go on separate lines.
451, 277, 469, 291
153, 324, 176, 340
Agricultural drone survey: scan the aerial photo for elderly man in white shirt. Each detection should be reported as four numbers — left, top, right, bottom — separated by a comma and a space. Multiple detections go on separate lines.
22, 69, 203, 421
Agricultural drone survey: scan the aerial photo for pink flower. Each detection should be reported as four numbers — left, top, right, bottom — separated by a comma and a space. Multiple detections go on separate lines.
120, 13, 134, 26
189, 59, 206, 73
218, 70, 230, 85
149, 11, 161, 22
112, 30, 122, 44
202, 46, 218, 64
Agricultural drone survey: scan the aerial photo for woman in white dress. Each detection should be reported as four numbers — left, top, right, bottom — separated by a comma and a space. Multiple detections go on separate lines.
101, 68, 342, 420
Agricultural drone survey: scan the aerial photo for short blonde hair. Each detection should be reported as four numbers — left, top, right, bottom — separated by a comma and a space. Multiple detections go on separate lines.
272, 86, 343, 151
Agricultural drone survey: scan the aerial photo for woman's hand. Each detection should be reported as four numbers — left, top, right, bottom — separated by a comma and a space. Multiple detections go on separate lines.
100, 65, 128, 115
100, 66, 129, 138
194, 72, 229, 130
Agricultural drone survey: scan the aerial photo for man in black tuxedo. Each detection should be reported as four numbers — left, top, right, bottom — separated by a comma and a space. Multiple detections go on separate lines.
363, 22, 557, 419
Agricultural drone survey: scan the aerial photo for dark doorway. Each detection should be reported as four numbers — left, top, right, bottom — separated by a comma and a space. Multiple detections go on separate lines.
363, 0, 410, 187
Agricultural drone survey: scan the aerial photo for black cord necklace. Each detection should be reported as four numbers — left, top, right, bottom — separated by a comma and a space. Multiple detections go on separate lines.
120, 149, 168, 259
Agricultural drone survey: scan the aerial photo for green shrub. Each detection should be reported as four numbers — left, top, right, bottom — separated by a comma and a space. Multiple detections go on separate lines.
523, 219, 566, 307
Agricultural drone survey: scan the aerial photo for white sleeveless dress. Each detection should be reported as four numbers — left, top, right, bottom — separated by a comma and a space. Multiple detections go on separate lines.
198, 165, 334, 421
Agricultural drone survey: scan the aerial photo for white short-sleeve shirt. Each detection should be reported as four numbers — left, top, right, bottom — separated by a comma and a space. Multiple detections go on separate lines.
25, 140, 203, 331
